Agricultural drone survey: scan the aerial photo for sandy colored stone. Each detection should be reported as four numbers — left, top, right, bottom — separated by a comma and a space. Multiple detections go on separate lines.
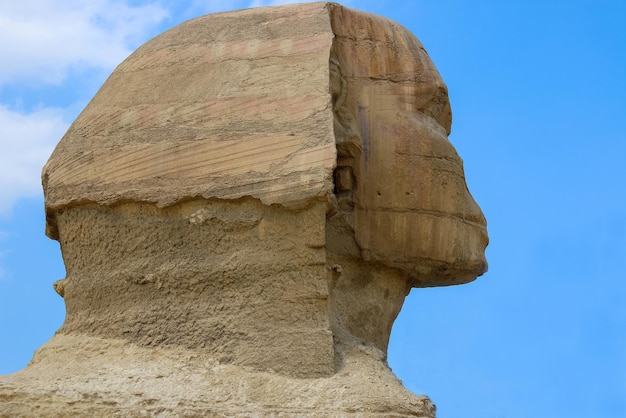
42, 2, 337, 226
1, 2, 488, 416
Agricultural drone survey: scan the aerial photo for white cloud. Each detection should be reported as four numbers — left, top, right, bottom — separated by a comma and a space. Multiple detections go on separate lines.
0, 0, 169, 87
0, 0, 170, 215
0, 105, 68, 216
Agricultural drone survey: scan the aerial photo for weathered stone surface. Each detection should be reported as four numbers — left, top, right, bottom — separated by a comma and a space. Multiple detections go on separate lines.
42, 2, 337, 226
1, 2, 488, 416
327, 6, 487, 287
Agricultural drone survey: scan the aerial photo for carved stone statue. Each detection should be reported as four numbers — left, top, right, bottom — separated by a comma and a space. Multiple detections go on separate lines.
0, 3, 487, 416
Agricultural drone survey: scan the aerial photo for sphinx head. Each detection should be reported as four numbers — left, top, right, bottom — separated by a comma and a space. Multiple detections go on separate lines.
42, 2, 487, 375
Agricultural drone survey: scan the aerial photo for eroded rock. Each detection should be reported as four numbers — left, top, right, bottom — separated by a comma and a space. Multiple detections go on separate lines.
1, 2, 488, 416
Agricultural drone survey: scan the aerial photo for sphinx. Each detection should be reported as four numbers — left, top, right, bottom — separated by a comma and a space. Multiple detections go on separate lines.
0, 3, 487, 416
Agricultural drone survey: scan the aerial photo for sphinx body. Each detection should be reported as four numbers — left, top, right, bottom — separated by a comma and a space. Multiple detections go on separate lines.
0, 3, 487, 416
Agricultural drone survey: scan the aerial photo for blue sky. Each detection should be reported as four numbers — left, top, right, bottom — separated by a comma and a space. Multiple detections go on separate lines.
1, 1, 625, 417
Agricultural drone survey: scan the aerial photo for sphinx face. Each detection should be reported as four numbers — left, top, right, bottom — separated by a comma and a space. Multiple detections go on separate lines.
330, 9, 488, 286
352, 84, 488, 286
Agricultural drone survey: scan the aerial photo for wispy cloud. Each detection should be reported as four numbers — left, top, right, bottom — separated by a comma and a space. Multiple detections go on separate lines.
0, 105, 67, 215
0, 0, 169, 87
0, 0, 171, 215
